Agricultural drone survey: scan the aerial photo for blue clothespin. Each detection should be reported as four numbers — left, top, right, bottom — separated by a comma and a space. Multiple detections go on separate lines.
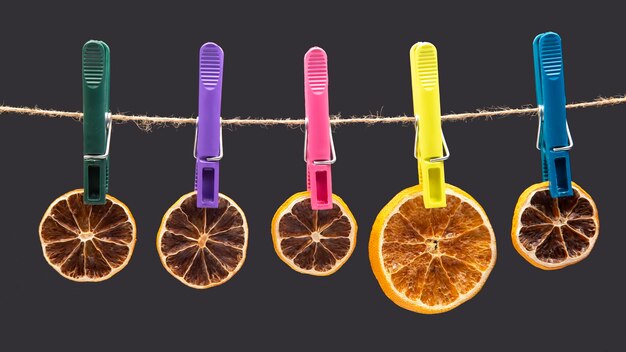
533, 32, 573, 198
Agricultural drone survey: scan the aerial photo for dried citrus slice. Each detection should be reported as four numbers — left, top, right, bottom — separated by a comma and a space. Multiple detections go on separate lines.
39, 190, 136, 282
157, 192, 248, 289
511, 181, 599, 270
369, 184, 496, 314
271, 192, 357, 276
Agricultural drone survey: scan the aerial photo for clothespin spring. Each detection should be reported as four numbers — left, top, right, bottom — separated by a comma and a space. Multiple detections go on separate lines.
535, 108, 574, 152
193, 118, 224, 162
303, 118, 337, 165
84, 112, 112, 161
413, 116, 450, 162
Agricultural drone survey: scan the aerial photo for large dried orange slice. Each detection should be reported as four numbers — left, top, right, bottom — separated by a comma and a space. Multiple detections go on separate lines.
157, 192, 248, 289
511, 181, 599, 270
39, 190, 136, 282
369, 184, 496, 314
271, 192, 357, 276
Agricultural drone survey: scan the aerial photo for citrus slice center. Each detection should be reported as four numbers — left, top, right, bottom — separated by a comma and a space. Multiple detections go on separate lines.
425, 239, 438, 253
78, 231, 95, 241
198, 234, 209, 248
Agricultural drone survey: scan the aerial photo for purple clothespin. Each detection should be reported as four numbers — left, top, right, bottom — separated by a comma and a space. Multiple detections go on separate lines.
194, 42, 224, 208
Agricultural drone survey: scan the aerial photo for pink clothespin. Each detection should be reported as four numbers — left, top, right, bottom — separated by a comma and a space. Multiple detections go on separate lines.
304, 47, 336, 210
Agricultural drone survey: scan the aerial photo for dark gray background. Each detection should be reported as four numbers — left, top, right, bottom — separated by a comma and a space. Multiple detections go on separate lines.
1, 1, 623, 351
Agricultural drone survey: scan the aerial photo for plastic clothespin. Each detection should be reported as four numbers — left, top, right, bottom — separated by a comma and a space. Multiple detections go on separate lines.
195, 42, 224, 208
304, 47, 335, 210
533, 32, 573, 198
82, 40, 111, 205
410, 42, 449, 209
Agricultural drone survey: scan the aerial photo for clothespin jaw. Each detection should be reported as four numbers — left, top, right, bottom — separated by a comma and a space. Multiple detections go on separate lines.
195, 42, 224, 208
533, 32, 573, 198
304, 47, 334, 210
82, 40, 111, 205
410, 42, 448, 209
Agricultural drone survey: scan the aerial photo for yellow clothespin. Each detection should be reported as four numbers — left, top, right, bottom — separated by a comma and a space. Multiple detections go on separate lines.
410, 42, 449, 209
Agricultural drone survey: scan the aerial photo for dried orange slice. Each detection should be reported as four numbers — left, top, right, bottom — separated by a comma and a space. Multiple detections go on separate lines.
369, 184, 496, 314
39, 190, 136, 282
511, 181, 599, 270
157, 192, 248, 289
271, 192, 357, 276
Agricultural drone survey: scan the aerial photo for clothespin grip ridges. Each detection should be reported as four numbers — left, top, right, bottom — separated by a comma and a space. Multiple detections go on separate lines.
534, 32, 573, 198
195, 42, 224, 208
82, 40, 111, 205
410, 42, 446, 209
304, 47, 333, 210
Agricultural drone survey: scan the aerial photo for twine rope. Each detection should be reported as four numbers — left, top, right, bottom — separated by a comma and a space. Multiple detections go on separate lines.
1, 95, 624, 131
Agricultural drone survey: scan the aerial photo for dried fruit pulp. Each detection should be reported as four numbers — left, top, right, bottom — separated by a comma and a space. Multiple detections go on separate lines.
157, 192, 248, 289
512, 181, 599, 270
272, 192, 357, 276
39, 190, 136, 282
369, 184, 496, 314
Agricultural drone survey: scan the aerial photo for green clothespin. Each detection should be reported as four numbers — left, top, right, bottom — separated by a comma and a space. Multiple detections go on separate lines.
82, 40, 111, 205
